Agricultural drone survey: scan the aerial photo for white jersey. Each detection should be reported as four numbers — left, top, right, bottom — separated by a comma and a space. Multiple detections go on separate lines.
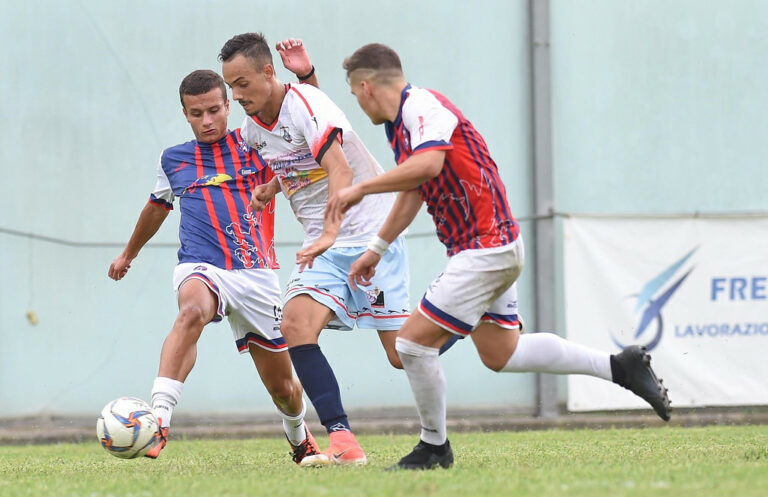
240, 83, 394, 248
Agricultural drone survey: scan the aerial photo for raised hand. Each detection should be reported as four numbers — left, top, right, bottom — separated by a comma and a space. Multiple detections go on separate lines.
275, 38, 312, 77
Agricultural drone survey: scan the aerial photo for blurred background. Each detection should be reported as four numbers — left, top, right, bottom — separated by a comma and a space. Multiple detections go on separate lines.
1, 0, 766, 423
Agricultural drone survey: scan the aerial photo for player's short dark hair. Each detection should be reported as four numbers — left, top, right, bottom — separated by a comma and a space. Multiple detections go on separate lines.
218, 32, 273, 69
343, 43, 403, 79
179, 70, 227, 107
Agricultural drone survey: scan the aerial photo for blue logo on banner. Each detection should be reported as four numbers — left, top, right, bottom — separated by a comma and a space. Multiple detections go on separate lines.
611, 247, 697, 351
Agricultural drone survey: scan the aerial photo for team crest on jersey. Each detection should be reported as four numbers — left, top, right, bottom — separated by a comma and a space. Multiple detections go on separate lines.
280, 126, 293, 142
365, 287, 385, 308
237, 139, 251, 153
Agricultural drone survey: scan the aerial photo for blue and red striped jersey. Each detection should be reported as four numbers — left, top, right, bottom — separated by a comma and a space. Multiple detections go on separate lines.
385, 84, 520, 256
149, 129, 278, 270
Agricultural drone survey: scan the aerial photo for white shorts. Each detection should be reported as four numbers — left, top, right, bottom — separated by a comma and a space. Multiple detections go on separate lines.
418, 238, 525, 336
172, 263, 285, 353
284, 236, 410, 331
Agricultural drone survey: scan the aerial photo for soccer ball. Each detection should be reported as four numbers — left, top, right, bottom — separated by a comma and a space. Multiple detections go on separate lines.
96, 397, 159, 459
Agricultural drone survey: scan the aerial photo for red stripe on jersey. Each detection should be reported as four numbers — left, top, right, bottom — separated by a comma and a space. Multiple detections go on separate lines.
389, 87, 518, 254
224, 134, 263, 259
211, 142, 253, 268
196, 145, 233, 270
289, 84, 314, 116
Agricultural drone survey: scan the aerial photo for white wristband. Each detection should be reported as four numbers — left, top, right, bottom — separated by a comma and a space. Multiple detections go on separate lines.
367, 236, 390, 256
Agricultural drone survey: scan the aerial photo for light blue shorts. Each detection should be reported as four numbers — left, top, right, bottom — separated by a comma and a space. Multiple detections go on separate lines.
284, 236, 410, 331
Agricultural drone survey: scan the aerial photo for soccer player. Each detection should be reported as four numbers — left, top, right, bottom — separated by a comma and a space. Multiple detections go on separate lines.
327, 43, 672, 470
219, 32, 413, 467
108, 41, 324, 464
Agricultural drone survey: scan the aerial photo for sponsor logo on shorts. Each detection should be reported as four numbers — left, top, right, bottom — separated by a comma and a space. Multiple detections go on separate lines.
193, 265, 207, 271
365, 287, 385, 308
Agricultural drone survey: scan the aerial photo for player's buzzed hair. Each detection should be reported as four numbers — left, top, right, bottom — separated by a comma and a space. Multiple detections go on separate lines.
218, 32, 273, 69
343, 43, 404, 83
179, 70, 227, 107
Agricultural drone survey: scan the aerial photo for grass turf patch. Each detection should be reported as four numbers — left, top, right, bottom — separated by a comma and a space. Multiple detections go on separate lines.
1, 425, 767, 497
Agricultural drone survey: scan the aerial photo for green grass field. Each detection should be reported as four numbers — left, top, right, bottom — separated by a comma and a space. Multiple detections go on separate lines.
1, 426, 767, 497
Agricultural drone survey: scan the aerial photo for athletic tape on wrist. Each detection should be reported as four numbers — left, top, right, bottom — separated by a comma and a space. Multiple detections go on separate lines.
367, 236, 390, 256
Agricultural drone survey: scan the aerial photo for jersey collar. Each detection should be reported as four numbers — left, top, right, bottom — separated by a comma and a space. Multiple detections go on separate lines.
392, 83, 412, 127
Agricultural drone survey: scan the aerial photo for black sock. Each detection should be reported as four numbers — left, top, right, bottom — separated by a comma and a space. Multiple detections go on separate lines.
289, 344, 351, 433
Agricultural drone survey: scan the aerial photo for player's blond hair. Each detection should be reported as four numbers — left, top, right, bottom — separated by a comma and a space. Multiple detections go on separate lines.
343, 43, 404, 85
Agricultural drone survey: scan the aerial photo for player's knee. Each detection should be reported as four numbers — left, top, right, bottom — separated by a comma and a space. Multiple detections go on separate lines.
175, 303, 210, 330
479, 353, 506, 372
279, 313, 306, 339
266, 377, 298, 404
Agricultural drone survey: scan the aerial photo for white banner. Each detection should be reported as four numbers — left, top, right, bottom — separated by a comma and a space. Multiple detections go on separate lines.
564, 215, 768, 411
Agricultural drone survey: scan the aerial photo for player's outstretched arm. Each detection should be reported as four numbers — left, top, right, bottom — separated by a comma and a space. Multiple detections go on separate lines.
276, 38, 318, 88
108, 201, 170, 281
348, 189, 423, 290
326, 150, 444, 224
295, 140, 353, 272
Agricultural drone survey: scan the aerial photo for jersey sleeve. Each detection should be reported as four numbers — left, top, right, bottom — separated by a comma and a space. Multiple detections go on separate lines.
149, 153, 174, 210
288, 85, 343, 164
402, 90, 458, 153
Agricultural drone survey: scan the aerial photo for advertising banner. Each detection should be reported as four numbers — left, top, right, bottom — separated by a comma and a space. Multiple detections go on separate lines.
564, 215, 768, 411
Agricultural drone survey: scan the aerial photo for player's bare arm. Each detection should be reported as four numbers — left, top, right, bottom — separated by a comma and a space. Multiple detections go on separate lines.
295, 140, 353, 272
108, 201, 170, 281
276, 38, 318, 88
326, 149, 444, 224
250, 175, 281, 212
347, 189, 423, 290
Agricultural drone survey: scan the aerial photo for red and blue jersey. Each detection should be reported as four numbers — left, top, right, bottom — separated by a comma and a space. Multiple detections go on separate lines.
149, 129, 278, 270
385, 84, 519, 256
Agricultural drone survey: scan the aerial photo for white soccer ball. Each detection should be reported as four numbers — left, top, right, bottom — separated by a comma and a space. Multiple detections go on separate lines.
96, 397, 159, 459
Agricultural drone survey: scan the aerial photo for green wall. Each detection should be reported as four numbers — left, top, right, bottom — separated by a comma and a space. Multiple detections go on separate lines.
2, 0, 764, 418
0, 0, 533, 416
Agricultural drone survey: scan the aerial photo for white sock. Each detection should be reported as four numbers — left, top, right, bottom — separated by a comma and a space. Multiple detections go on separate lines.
277, 400, 308, 446
151, 377, 184, 428
396, 337, 447, 446
501, 333, 612, 380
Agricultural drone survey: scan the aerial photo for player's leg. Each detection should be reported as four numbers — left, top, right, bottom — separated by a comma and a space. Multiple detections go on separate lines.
223, 266, 326, 465
283, 249, 375, 466
391, 310, 456, 470
282, 295, 366, 466
473, 279, 670, 420
473, 323, 670, 419
247, 344, 323, 464
146, 276, 218, 458
389, 242, 524, 470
